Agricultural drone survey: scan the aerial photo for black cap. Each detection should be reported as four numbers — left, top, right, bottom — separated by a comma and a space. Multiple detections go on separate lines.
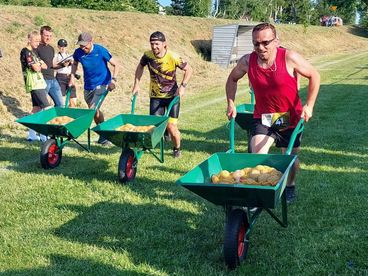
57, 39, 68, 47
149, 31, 166, 42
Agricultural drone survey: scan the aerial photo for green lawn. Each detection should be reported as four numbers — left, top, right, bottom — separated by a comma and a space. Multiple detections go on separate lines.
0, 52, 367, 275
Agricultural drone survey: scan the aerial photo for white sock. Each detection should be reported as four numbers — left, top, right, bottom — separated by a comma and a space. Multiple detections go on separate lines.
27, 129, 39, 140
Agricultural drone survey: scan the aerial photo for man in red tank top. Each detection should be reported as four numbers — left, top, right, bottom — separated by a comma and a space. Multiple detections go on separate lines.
226, 23, 320, 203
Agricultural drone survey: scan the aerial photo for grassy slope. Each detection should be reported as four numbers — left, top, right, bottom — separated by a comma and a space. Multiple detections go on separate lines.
1, 5, 368, 129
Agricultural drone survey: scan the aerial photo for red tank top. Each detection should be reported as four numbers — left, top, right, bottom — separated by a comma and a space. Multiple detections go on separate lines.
248, 47, 302, 128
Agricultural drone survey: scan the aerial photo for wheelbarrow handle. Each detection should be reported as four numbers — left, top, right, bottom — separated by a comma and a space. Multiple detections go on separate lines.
131, 93, 137, 114
228, 117, 235, 153
249, 88, 255, 105
64, 86, 72, 108
285, 118, 304, 155
164, 96, 180, 117
93, 89, 109, 111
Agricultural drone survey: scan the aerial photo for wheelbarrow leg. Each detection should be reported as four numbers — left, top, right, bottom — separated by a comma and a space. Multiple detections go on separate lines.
87, 128, 91, 151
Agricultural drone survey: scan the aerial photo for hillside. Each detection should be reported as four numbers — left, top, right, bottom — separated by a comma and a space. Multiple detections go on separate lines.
1, 5, 368, 129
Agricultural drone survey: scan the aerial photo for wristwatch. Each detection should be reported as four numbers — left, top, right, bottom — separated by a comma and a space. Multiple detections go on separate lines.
181, 82, 187, 88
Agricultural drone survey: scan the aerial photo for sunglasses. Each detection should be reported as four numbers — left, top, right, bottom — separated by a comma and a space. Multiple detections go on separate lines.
253, 37, 276, 48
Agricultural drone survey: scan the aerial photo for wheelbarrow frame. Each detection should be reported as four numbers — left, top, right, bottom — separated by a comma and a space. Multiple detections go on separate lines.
232, 89, 255, 153
92, 94, 180, 183
16, 87, 109, 169
177, 117, 304, 269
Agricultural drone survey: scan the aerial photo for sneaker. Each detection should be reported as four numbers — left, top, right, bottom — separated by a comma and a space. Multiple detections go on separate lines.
173, 148, 181, 158
39, 134, 48, 142
285, 186, 296, 204
27, 129, 40, 142
97, 136, 110, 146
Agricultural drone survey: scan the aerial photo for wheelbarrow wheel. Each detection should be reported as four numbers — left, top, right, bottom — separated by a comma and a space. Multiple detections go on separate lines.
118, 148, 137, 183
224, 208, 249, 270
40, 139, 62, 169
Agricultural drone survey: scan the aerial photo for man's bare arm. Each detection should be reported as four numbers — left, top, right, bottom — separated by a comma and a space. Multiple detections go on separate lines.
226, 55, 249, 119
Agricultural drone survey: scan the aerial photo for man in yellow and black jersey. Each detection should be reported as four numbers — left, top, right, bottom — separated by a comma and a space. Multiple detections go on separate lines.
132, 31, 192, 158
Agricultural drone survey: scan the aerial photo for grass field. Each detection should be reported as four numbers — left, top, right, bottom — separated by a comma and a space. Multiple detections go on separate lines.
0, 51, 368, 275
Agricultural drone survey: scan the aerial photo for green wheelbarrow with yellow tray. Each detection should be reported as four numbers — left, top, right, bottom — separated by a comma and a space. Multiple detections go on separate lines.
176, 117, 304, 270
92, 94, 179, 183
16, 87, 110, 169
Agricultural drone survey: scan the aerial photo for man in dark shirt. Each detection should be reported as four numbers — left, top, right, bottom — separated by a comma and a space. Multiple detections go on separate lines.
36, 25, 64, 107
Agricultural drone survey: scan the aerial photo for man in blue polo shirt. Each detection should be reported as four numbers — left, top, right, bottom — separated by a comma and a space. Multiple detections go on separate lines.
69, 32, 119, 145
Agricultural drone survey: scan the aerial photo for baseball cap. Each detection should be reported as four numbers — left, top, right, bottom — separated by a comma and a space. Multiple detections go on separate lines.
57, 39, 68, 47
149, 31, 166, 42
76, 32, 92, 46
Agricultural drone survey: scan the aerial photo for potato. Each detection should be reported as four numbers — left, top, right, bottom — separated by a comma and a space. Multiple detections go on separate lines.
249, 169, 261, 180
211, 175, 220, 184
219, 170, 231, 178
48, 116, 74, 125
240, 177, 258, 185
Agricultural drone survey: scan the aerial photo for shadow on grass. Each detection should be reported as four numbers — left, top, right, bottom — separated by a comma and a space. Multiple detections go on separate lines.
3, 254, 142, 275
53, 192, 226, 273
190, 39, 212, 61
0, 90, 28, 119
346, 25, 368, 38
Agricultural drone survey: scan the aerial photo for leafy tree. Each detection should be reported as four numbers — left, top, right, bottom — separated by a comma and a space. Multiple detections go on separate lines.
0, 0, 49, 6
184, 0, 211, 17
50, 0, 159, 13
171, 0, 185, 15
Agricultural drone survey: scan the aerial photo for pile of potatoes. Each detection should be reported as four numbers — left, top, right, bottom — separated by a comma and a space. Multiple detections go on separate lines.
47, 116, 74, 125
116, 123, 155, 133
211, 165, 283, 186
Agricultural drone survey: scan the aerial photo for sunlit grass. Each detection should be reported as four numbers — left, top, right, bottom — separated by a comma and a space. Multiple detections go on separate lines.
1, 52, 368, 275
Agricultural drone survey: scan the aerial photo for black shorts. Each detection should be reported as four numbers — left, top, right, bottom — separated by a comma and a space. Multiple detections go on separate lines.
251, 119, 302, 148
56, 73, 76, 98
31, 89, 50, 108
150, 97, 180, 119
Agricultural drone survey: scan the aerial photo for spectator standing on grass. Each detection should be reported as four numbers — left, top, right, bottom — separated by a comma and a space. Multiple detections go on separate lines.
132, 31, 192, 158
226, 23, 320, 203
68, 32, 119, 145
20, 31, 50, 142
54, 39, 77, 107
36, 25, 64, 107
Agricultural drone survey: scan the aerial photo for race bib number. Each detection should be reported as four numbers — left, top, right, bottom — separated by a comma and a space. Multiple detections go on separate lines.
261, 112, 290, 130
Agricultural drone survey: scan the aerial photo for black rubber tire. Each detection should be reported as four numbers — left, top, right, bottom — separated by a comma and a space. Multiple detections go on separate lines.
40, 139, 62, 169
118, 148, 137, 183
224, 209, 249, 270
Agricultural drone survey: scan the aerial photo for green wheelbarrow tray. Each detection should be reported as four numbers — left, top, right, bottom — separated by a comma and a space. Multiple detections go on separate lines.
235, 103, 254, 131
92, 114, 169, 149
176, 152, 297, 209
16, 107, 96, 139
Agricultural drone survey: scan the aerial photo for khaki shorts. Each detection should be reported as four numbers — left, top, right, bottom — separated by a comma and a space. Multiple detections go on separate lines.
84, 85, 108, 109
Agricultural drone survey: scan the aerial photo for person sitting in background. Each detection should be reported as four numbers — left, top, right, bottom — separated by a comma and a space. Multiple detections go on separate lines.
20, 31, 50, 142
54, 39, 77, 107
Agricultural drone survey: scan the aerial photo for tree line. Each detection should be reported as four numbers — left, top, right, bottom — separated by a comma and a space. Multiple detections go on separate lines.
1, 0, 368, 28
